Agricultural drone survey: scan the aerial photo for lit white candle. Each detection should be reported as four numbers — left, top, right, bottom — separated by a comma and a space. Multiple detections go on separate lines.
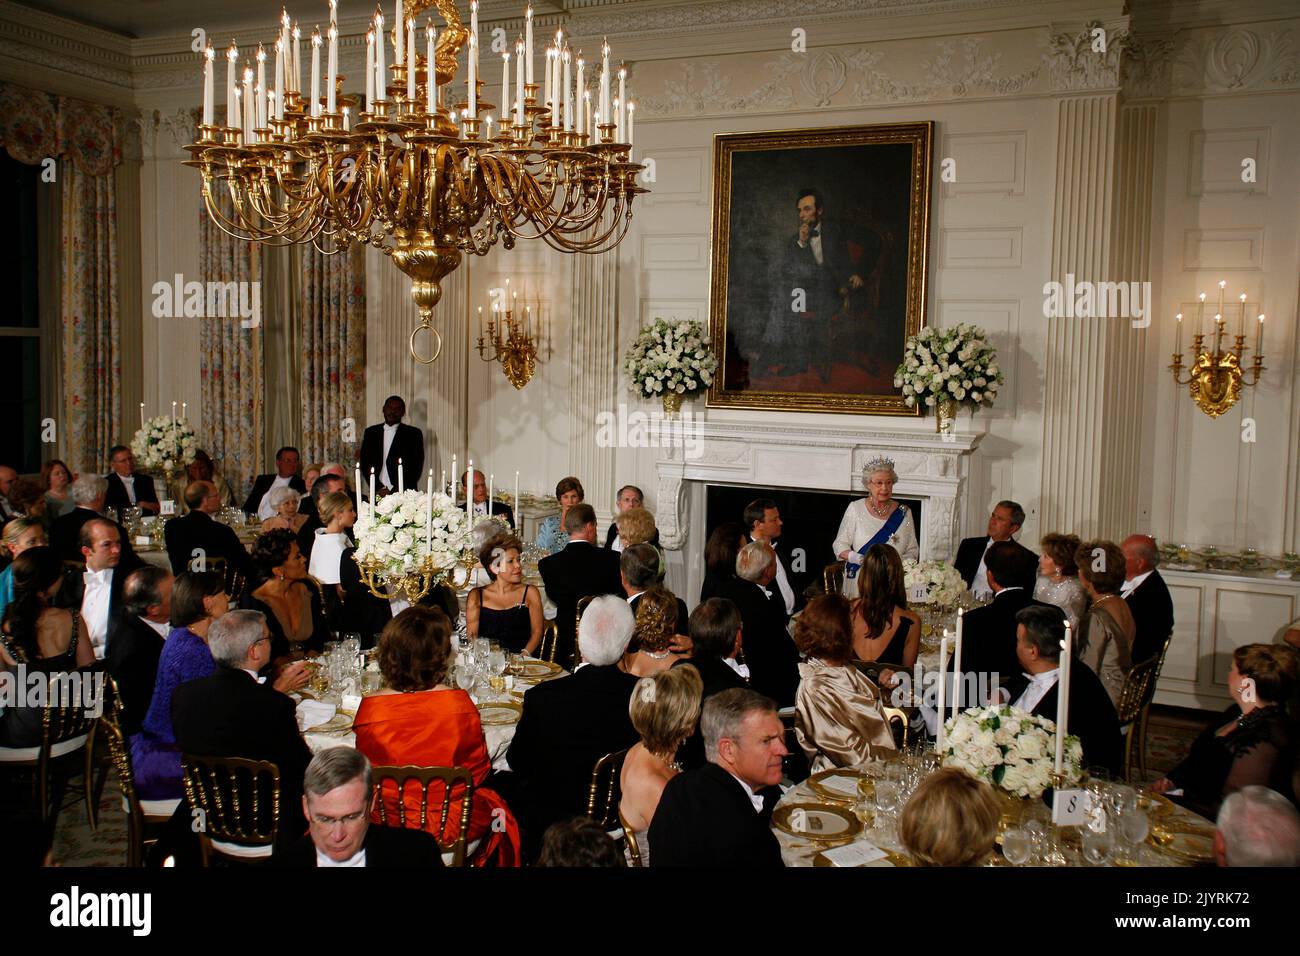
342, 105, 350, 130
369, 468, 376, 519
501, 51, 510, 124
599, 40, 610, 126
202, 46, 215, 127
1256, 314, 1265, 353
936, 635, 950, 751
327, 25, 338, 114
426, 22, 436, 113
627, 100, 634, 149
471, 1, 479, 75
274, 38, 284, 120
226, 43, 238, 126
292, 23, 301, 93
256, 45, 267, 128
468, 33, 476, 118
563, 48, 571, 131
171, 401, 177, 425
617, 64, 626, 140
407, 17, 416, 103
394, 0, 404, 65
515, 37, 524, 125
426, 469, 434, 550
375, 11, 386, 101
310, 30, 321, 117
525, 4, 534, 85
280, 8, 290, 75
583, 87, 591, 138
182, 402, 187, 420
485, 114, 493, 139
952, 607, 964, 719
575, 54, 584, 135
397, 457, 404, 493
467, 460, 473, 505
242, 66, 254, 140
1055, 621, 1073, 774
355, 463, 362, 502
451, 455, 458, 504
1175, 312, 1182, 356
139, 402, 145, 430
366, 29, 375, 110
544, 47, 553, 123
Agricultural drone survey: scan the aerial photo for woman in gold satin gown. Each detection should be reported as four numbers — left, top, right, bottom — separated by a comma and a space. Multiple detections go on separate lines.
793, 594, 896, 772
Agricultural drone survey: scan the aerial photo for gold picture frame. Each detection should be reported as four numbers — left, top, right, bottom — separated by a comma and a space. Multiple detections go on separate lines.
706, 122, 934, 415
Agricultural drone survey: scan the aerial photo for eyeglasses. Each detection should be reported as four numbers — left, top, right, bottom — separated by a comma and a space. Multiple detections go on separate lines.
310, 810, 367, 826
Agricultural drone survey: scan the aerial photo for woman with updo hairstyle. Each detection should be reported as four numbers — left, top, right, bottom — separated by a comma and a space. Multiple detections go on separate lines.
535, 476, 585, 555
619, 665, 704, 866
239, 528, 327, 660
622, 586, 680, 678
1074, 538, 1136, 708
0, 517, 47, 620
1034, 532, 1087, 630
467, 532, 543, 654
899, 767, 1001, 867
354, 605, 522, 866
793, 593, 896, 771
1152, 643, 1299, 818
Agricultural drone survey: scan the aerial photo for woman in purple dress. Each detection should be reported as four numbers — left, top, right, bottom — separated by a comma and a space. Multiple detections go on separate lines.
130, 570, 227, 801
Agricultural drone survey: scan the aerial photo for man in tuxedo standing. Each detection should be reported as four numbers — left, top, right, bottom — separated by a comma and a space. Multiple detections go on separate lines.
165, 481, 250, 578
720, 542, 800, 707
54, 519, 140, 661
105, 567, 173, 736
952, 541, 1048, 697
744, 498, 804, 618
273, 748, 443, 868
1005, 605, 1122, 776
103, 446, 160, 515
171, 609, 314, 848
358, 396, 425, 499
1120, 534, 1175, 664
460, 468, 514, 527
650, 687, 786, 867
604, 485, 659, 551
244, 447, 306, 521
537, 504, 622, 669
953, 500, 1036, 600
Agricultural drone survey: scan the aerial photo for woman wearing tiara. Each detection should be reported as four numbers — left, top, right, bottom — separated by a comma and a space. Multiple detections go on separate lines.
832, 457, 920, 597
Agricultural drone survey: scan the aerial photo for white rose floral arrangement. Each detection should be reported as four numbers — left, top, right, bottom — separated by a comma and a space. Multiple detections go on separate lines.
902, 559, 966, 609
940, 704, 1083, 799
623, 318, 718, 405
894, 324, 1004, 411
352, 489, 473, 587
130, 416, 198, 474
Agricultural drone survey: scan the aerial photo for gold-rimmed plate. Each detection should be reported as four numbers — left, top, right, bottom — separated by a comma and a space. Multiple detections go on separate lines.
807, 768, 871, 804
478, 700, 523, 725
813, 846, 912, 867
1137, 790, 1176, 819
307, 713, 353, 735
771, 803, 861, 843
514, 660, 564, 681
1150, 828, 1214, 864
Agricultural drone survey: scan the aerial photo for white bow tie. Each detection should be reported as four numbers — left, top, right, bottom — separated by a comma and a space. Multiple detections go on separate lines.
84, 568, 112, 586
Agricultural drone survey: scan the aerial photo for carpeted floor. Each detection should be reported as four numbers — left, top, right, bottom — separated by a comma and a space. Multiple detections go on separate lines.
22, 705, 1217, 867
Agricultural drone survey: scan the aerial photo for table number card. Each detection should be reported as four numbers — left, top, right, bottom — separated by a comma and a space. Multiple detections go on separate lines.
160, 500, 176, 516
1052, 788, 1091, 826
908, 582, 928, 604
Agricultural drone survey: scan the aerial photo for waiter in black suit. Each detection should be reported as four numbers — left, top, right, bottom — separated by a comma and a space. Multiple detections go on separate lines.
604, 485, 660, 551
650, 687, 786, 867
1120, 535, 1175, 664
953, 500, 1037, 600
105, 567, 173, 736
953, 541, 1051, 696
103, 446, 160, 515
719, 542, 799, 708
164, 481, 251, 578
358, 396, 425, 500
537, 504, 623, 669
459, 468, 514, 528
273, 748, 444, 868
1003, 605, 1123, 776
171, 609, 314, 848
744, 498, 805, 618
243, 447, 307, 520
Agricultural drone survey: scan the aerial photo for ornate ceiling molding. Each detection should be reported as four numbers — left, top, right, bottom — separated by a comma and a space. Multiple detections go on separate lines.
1043, 21, 1128, 92
1123, 23, 1299, 98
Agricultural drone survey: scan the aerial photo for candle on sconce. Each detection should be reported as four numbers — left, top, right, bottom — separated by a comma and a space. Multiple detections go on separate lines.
202, 46, 215, 127
1256, 314, 1265, 353
139, 402, 145, 430
1238, 292, 1247, 338
1055, 621, 1074, 774
525, 4, 534, 86
1197, 291, 1206, 337
1175, 312, 1182, 356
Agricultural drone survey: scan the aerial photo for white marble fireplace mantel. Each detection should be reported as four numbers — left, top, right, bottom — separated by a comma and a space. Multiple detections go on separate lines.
653, 420, 983, 562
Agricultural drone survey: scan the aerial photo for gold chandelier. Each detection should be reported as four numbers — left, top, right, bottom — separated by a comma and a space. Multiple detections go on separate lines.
1169, 280, 1266, 418
186, 0, 646, 364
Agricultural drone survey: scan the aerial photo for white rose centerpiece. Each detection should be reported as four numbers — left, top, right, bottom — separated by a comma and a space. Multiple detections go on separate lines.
352, 489, 474, 598
130, 415, 198, 475
623, 318, 718, 416
894, 324, 1004, 432
902, 559, 966, 609
940, 704, 1082, 799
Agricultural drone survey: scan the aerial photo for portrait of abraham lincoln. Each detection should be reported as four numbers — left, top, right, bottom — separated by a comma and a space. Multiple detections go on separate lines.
707, 123, 933, 415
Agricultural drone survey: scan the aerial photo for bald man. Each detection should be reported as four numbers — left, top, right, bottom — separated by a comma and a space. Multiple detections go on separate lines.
1120, 534, 1175, 663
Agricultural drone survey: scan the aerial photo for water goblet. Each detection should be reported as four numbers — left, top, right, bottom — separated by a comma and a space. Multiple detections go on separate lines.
1001, 827, 1032, 866
1081, 827, 1114, 866
1022, 819, 1048, 864
1117, 808, 1149, 865
1106, 784, 1138, 819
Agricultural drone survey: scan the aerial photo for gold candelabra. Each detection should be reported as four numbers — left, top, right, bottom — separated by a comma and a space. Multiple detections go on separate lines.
476, 280, 547, 388
352, 550, 468, 602
1169, 280, 1266, 418
186, 0, 646, 365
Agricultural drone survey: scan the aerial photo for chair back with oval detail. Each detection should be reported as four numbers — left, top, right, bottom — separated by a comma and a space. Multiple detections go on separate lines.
371, 764, 475, 866
882, 706, 910, 750
586, 749, 628, 832
180, 753, 281, 865
1117, 649, 1164, 781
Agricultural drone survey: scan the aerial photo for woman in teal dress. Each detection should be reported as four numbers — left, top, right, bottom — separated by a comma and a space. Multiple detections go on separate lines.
535, 476, 585, 555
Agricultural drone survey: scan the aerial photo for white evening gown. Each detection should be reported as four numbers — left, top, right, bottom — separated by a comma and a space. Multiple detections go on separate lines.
832, 498, 920, 597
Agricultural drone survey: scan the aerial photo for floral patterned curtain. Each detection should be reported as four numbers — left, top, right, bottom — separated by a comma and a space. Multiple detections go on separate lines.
0, 82, 124, 473
199, 195, 263, 501
300, 243, 366, 466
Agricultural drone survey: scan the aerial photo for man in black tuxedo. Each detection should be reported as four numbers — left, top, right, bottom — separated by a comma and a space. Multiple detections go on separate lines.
358, 396, 425, 500
103, 446, 160, 515
744, 497, 804, 618
297, 464, 352, 522
1121, 535, 1175, 664
165, 481, 250, 578
953, 500, 1037, 600
604, 485, 659, 551
1004, 605, 1122, 776
674, 598, 749, 769
954, 541, 1051, 698
54, 519, 141, 661
459, 468, 514, 528
504, 595, 640, 860
243, 446, 306, 520
51, 475, 141, 568
537, 504, 622, 669
171, 609, 314, 848
650, 687, 786, 867
105, 566, 173, 736
273, 747, 443, 868
621, 544, 690, 645
720, 541, 799, 707
296, 473, 349, 563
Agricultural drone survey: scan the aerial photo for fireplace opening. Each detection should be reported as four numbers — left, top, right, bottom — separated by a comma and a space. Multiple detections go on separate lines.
704, 484, 923, 601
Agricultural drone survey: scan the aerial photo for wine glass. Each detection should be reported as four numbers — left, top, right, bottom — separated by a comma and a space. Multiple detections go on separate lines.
1022, 819, 1048, 865
874, 780, 901, 837
455, 654, 478, 699
1107, 784, 1138, 818
487, 649, 508, 696
1002, 827, 1032, 866
1081, 827, 1113, 866
1117, 808, 1149, 865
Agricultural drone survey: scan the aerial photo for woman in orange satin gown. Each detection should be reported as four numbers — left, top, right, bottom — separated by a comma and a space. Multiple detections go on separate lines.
354, 606, 521, 867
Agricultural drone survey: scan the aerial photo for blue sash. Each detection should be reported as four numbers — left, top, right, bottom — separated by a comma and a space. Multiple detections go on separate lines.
844, 506, 906, 580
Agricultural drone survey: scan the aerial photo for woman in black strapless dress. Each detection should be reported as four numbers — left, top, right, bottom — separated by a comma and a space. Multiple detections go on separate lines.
849, 544, 921, 668
466, 532, 543, 655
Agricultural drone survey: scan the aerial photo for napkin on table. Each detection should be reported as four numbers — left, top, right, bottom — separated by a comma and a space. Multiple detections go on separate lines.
296, 699, 336, 732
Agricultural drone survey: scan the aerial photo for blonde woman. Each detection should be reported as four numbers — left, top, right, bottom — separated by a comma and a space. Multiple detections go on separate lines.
833, 457, 919, 596
618, 665, 704, 867
0, 517, 48, 622
618, 507, 666, 582
307, 491, 356, 586
899, 767, 1001, 866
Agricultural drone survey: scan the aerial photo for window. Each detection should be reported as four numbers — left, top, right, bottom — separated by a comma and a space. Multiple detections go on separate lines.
0, 153, 42, 472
